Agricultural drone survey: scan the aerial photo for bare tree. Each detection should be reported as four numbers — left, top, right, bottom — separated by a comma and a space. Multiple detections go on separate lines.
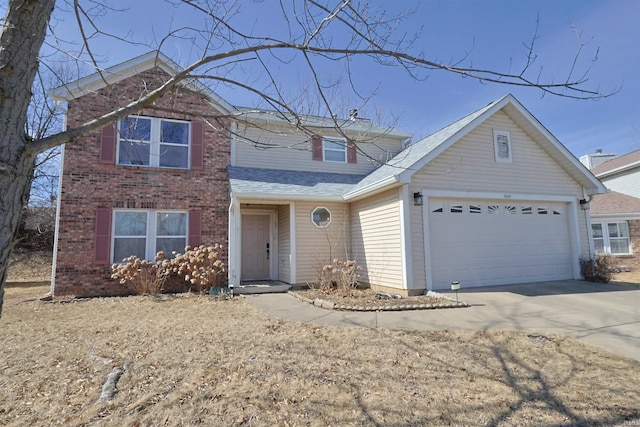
0, 0, 611, 316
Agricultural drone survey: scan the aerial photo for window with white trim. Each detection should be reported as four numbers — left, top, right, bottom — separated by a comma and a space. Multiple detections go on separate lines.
311, 207, 332, 227
112, 210, 188, 262
592, 222, 631, 255
118, 116, 190, 168
323, 136, 347, 163
493, 129, 512, 162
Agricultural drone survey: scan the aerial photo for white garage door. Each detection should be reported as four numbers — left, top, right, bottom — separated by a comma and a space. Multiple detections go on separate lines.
428, 198, 574, 290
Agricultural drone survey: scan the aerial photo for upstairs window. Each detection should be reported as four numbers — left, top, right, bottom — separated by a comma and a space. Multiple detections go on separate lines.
592, 222, 631, 255
323, 137, 347, 163
311, 135, 357, 164
118, 116, 190, 169
493, 129, 512, 163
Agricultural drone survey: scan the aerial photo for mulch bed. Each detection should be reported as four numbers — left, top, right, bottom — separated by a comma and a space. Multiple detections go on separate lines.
292, 287, 468, 311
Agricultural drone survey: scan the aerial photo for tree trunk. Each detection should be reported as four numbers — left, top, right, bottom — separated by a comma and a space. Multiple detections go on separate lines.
0, 0, 56, 317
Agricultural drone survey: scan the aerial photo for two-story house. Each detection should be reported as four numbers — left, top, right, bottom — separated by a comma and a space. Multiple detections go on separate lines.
51, 51, 606, 298
582, 149, 640, 271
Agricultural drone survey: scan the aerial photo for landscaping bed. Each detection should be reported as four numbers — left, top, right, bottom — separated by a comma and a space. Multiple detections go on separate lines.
293, 287, 468, 310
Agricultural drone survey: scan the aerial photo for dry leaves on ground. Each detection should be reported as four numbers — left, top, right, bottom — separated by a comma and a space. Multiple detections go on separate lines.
1, 285, 639, 427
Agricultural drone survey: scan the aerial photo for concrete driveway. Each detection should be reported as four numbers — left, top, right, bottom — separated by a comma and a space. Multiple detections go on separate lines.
246, 280, 640, 362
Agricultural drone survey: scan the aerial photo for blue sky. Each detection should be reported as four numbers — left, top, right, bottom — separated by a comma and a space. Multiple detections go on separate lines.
40, 0, 640, 158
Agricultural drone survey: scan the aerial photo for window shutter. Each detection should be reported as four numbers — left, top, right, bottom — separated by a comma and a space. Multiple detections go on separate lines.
188, 210, 202, 248
311, 135, 323, 161
94, 208, 112, 264
99, 124, 117, 164
347, 139, 357, 164
191, 121, 205, 170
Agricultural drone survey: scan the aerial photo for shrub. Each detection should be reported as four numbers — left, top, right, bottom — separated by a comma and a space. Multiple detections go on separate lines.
171, 244, 226, 294
111, 252, 171, 295
313, 259, 362, 296
580, 254, 617, 283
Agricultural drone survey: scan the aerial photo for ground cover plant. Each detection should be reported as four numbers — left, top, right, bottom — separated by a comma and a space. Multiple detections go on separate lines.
1, 283, 639, 427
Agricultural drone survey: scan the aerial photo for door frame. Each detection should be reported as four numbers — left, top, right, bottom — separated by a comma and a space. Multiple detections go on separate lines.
422, 189, 582, 291
240, 209, 278, 281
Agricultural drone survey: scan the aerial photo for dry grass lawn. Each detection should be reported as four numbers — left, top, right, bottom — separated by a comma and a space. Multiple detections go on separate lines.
1, 283, 640, 427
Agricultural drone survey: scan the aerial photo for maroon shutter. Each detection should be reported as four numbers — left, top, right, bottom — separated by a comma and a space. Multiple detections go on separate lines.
347, 139, 357, 164
311, 135, 323, 161
191, 121, 204, 170
188, 210, 202, 248
94, 208, 112, 264
99, 124, 117, 164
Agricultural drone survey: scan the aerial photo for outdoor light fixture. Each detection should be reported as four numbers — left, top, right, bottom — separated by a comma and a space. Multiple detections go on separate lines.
451, 281, 460, 302
579, 198, 590, 210
413, 192, 424, 206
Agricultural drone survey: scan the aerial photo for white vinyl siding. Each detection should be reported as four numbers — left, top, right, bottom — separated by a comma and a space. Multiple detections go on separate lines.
600, 170, 640, 199
293, 202, 349, 283
234, 125, 403, 175
409, 111, 588, 288
351, 189, 404, 289
278, 205, 291, 283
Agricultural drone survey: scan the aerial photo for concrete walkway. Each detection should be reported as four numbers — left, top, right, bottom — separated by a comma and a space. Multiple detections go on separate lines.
246, 280, 640, 362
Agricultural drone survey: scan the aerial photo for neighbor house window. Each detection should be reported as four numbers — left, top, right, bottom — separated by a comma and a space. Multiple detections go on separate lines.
592, 222, 631, 255
493, 129, 512, 162
323, 137, 347, 163
312, 207, 332, 228
112, 210, 188, 262
118, 116, 190, 168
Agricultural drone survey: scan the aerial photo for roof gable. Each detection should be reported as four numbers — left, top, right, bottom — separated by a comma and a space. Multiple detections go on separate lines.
345, 94, 606, 200
49, 51, 235, 114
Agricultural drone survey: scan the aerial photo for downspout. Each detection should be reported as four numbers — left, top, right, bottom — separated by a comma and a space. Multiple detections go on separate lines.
230, 120, 237, 166
583, 188, 595, 258
228, 194, 237, 289
49, 99, 67, 297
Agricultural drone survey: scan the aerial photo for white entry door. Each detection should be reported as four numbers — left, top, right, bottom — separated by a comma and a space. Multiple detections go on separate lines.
241, 214, 271, 280
428, 198, 574, 289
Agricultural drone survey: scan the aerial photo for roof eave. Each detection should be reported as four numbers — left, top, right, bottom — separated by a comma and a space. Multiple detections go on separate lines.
49, 51, 234, 114
231, 192, 346, 202
343, 175, 402, 201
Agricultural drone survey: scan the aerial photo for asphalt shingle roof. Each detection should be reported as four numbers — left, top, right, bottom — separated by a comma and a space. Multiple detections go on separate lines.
591, 149, 640, 176
228, 166, 365, 199
590, 191, 640, 215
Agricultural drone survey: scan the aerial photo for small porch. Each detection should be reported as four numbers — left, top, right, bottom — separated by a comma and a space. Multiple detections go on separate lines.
233, 280, 292, 294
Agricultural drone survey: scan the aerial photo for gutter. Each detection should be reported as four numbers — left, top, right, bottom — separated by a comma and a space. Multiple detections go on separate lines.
343, 175, 402, 201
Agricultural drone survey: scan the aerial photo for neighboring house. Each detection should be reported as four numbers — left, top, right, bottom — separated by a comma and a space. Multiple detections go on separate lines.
50, 52, 606, 297
583, 149, 640, 271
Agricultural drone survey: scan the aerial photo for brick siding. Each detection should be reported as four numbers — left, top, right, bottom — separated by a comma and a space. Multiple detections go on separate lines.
611, 219, 640, 272
54, 67, 230, 297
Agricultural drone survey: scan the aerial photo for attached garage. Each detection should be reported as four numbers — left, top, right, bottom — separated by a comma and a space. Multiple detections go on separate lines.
426, 197, 577, 290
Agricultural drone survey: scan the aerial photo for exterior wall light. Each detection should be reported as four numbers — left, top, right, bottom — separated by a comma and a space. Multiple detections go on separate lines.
579, 199, 590, 210
413, 192, 424, 206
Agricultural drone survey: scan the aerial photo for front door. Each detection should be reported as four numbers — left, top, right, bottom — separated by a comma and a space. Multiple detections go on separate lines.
241, 214, 271, 280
